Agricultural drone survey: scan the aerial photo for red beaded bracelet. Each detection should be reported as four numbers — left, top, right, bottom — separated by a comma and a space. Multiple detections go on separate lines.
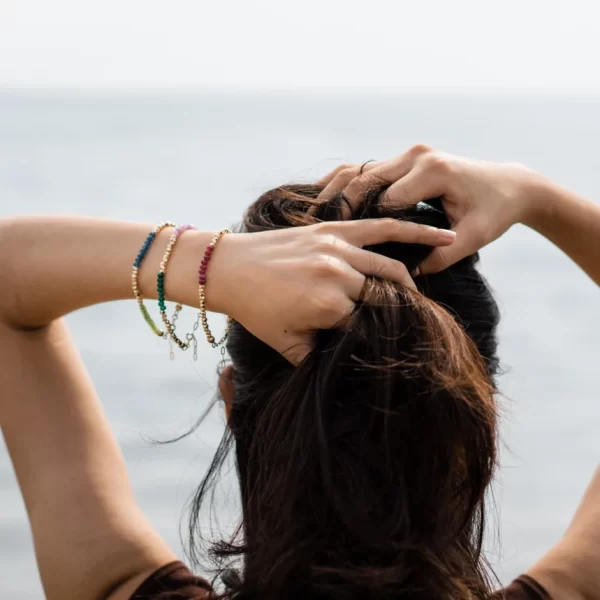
198, 229, 232, 347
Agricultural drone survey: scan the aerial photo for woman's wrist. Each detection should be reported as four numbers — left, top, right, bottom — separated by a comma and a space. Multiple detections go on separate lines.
516, 173, 600, 286
199, 231, 240, 319
136, 228, 225, 313
516, 168, 560, 231
521, 174, 589, 233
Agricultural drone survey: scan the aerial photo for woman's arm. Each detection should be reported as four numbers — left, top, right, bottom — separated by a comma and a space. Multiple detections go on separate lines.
0, 215, 450, 600
0, 218, 219, 600
523, 178, 600, 286
318, 148, 600, 600
0, 217, 220, 328
319, 145, 600, 285
0, 318, 179, 600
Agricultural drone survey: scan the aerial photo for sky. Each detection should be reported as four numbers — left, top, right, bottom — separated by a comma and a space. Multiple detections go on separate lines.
1, 0, 600, 92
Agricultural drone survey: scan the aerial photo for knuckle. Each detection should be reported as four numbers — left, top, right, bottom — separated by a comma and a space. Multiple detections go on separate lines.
341, 165, 361, 176
335, 166, 361, 184
319, 163, 355, 185
346, 171, 382, 197
380, 217, 401, 231
314, 222, 335, 236
421, 153, 450, 176
313, 253, 341, 276
409, 143, 434, 157
316, 233, 341, 252
327, 163, 353, 178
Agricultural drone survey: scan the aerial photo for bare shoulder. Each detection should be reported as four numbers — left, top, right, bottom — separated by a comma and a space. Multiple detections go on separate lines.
105, 562, 177, 600
107, 558, 212, 600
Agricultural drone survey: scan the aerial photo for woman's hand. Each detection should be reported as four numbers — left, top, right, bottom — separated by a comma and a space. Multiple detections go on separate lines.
316, 145, 549, 274
212, 218, 456, 363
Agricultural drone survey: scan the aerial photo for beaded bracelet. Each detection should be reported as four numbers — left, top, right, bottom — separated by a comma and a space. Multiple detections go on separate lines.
132, 222, 176, 337
157, 224, 198, 353
198, 229, 233, 347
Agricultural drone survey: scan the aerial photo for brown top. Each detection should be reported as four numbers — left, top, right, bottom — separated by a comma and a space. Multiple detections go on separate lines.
130, 561, 552, 600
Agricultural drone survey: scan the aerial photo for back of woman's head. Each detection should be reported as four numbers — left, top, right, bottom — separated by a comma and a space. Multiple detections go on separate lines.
193, 184, 501, 600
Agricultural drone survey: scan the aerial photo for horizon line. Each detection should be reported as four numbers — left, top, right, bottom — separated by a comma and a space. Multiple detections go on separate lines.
2, 84, 600, 99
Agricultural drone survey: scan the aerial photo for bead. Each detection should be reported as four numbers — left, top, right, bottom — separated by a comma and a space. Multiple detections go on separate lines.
155, 224, 199, 352
197, 229, 231, 348
132, 222, 176, 337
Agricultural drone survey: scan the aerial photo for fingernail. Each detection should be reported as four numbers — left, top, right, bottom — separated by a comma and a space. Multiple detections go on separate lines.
439, 229, 456, 240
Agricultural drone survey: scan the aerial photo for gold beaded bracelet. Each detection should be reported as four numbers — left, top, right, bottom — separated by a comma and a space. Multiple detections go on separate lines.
198, 229, 232, 347
157, 224, 198, 354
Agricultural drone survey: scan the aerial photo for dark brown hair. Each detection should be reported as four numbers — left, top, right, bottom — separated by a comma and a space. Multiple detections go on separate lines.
188, 184, 501, 600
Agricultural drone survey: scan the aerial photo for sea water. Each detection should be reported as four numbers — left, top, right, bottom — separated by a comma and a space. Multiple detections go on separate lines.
0, 91, 598, 598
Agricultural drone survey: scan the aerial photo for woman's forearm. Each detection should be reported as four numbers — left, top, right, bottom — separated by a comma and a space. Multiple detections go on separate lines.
526, 179, 600, 286
0, 217, 227, 329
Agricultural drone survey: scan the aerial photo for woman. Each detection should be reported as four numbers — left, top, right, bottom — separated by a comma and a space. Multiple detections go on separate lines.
0, 145, 598, 600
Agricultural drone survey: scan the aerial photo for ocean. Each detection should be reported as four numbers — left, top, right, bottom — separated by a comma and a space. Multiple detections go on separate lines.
0, 91, 598, 598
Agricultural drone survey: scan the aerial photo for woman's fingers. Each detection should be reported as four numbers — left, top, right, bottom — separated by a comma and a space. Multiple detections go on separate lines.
317, 256, 368, 301
315, 163, 354, 186
324, 218, 456, 248
342, 145, 431, 205
381, 164, 445, 208
311, 161, 384, 217
343, 246, 416, 291
309, 165, 358, 218
308, 218, 456, 307
315, 146, 448, 216
316, 160, 383, 188
418, 217, 483, 274
315, 165, 361, 204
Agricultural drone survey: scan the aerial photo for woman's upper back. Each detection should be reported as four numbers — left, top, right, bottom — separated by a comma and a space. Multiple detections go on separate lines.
130, 561, 552, 600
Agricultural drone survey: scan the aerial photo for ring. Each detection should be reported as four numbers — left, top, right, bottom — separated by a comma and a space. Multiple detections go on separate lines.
359, 159, 376, 175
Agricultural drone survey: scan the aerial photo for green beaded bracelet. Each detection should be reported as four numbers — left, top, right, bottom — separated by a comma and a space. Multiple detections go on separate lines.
131, 222, 176, 337
157, 224, 198, 352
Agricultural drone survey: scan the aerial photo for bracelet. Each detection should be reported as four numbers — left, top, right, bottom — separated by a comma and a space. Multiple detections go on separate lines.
132, 222, 176, 337
198, 229, 232, 347
158, 224, 198, 352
